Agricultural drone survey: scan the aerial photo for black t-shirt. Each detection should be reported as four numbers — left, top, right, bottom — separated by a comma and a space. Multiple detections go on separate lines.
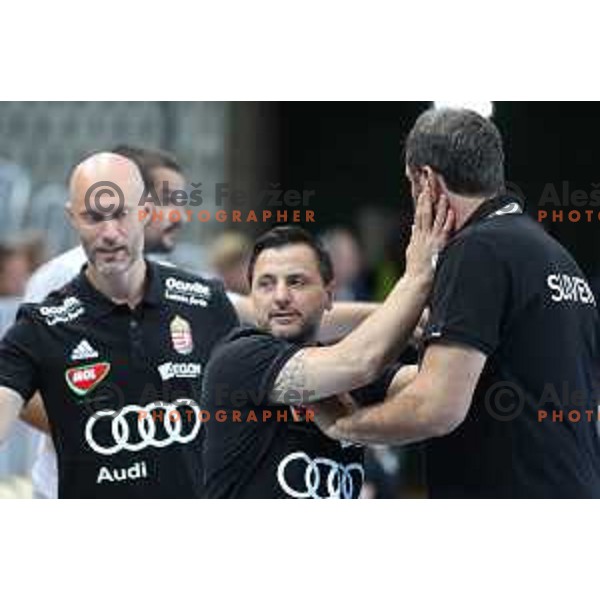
0, 260, 238, 498
201, 327, 399, 499
423, 196, 600, 498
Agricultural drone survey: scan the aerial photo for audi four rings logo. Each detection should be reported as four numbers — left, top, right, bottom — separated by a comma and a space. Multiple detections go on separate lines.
276, 451, 364, 499
84, 400, 202, 456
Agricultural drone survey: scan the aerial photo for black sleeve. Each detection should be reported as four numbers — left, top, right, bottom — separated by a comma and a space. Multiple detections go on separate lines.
202, 330, 301, 409
350, 363, 402, 407
423, 234, 510, 356
0, 306, 42, 402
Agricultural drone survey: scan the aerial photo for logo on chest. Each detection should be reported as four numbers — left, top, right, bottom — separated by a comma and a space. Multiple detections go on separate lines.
39, 296, 85, 326
165, 277, 211, 307
170, 315, 194, 355
157, 361, 202, 381
65, 362, 111, 397
70, 339, 99, 361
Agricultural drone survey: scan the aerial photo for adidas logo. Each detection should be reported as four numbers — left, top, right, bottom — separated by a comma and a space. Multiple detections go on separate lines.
70, 339, 99, 361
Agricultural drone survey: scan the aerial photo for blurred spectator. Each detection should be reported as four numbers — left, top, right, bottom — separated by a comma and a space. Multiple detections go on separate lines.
0, 233, 45, 297
320, 227, 370, 301
20, 231, 46, 271
372, 214, 412, 302
0, 246, 30, 297
112, 145, 186, 255
209, 231, 252, 295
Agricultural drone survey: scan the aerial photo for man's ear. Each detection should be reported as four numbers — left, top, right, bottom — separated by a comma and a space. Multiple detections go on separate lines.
64, 203, 76, 228
139, 206, 151, 227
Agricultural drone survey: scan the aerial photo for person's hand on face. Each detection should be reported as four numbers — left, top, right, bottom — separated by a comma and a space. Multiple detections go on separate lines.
404, 178, 455, 280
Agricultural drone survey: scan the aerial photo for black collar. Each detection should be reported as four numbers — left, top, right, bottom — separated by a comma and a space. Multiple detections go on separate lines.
71, 259, 163, 319
461, 194, 524, 231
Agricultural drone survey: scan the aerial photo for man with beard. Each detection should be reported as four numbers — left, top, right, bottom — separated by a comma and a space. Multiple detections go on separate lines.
317, 107, 600, 499
0, 152, 239, 498
201, 186, 451, 498
19, 145, 190, 499
15, 147, 397, 498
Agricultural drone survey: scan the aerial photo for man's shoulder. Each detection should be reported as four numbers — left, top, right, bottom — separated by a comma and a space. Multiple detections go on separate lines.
215, 326, 280, 354
208, 327, 292, 371
23, 246, 86, 303
203, 327, 299, 401
453, 213, 523, 244
442, 214, 562, 267
459, 213, 556, 248
18, 283, 85, 327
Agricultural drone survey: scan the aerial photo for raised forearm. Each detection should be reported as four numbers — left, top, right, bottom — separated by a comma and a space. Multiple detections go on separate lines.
318, 302, 379, 342
272, 190, 450, 405
333, 273, 431, 381
322, 345, 480, 444
273, 275, 431, 403
233, 295, 382, 341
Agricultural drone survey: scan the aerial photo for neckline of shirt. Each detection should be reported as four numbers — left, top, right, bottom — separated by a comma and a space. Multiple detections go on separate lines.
71, 259, 163, 319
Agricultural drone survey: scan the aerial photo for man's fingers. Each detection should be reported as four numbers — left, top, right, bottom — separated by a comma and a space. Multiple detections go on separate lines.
415, 183, 433, 231
433, 194, 449, 233
413, 192, 424, 231
443, 207, 455, 235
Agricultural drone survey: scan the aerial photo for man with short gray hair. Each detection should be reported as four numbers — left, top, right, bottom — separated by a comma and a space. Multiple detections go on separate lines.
319, 107, 600, 498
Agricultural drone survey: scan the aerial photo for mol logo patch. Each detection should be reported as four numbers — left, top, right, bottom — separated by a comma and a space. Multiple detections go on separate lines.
65, 362, 111, 397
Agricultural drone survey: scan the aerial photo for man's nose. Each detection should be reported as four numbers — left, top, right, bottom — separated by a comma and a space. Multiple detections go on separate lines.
273, 281, 292, 304
99, 218, 122, 241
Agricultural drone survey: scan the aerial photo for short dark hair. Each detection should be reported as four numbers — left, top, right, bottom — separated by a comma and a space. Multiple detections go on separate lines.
111, 145, 183, 189
405, 108, 505, 197
248, 226, 334, 285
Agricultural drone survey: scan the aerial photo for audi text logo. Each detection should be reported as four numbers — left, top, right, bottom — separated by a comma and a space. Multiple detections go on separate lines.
84, 400, 202, 456
276, 451, 364, 499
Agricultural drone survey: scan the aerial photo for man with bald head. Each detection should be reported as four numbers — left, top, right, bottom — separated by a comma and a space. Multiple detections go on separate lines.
20, 146, 192, 499
70, 153, 147, 286
0, 152, 238, 498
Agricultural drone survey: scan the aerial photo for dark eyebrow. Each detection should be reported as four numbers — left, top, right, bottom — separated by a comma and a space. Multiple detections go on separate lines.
79, 208, 119, 221
79, 209, 100, 218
